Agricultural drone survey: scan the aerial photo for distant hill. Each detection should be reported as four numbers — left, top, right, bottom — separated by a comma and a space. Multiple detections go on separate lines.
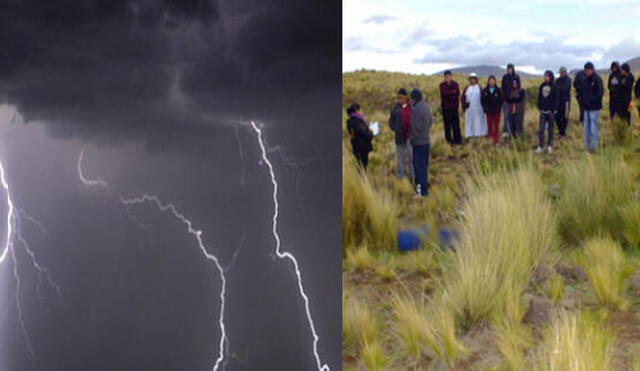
432, 65, 538, 79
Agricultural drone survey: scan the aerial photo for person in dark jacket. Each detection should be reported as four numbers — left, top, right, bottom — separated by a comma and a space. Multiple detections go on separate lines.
616, 63, 634, 125
346, 103, 374, 170
579, 62, 604, 151
536, 70, 557, 154
388, 88, 413, 178
409, 88, 432, 197
574, 69, 586, 124
501, 63, 521, 137
481, 75, 503, 144
635, 75, 640, 118
438, 70, 462, 145
608, 61, 622, 120
554, 67, 572, 136
505, 79, 526, 138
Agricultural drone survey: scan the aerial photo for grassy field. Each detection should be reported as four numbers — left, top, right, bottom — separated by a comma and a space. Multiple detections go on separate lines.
342, 69, 640, 370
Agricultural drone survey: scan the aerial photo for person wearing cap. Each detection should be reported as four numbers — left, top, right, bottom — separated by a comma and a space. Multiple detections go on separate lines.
481, 75, 504, 144
438, 70, 462, 145
616, 63, 634, 125
501, 63, 521, 137
578, 62, 604, 151
536, 70, 557, 154
461, 73, 488, 138
505, 79, 526, 138
409, 88, 432, 197
388, 88, 413, 179
346, 102, 374, 170
554, 67, 572, 137
608, 61, 622, 120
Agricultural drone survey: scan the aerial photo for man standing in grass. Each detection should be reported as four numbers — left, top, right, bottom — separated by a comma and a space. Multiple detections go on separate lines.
608, 61, 622, 120
617, 63, 634, 126
388, 88, 413, 179
554, 67, 572, 137
579, 62, 604, 152
536, 70, 557, 154
439, 70, 462, 145
409, 88, 432, 197
501, 63, 521, 138
574, 69, 586, 125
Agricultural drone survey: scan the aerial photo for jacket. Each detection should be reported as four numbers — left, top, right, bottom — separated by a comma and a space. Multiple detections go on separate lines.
554, 75, 572, 103
347, 115, 373, 154
574, 71, 585, 103
505, 87, 525, 114
618, 73, 635, 107
388, 103, 412, 145
481, 86, 503, 114
635, 78, 640, 99
578, 73, 604, 111
609, 71, 622, 100
538, 81, 557, 112
409, 99, 432, 146
439, 81, 460, 110
501, 71, 521, 98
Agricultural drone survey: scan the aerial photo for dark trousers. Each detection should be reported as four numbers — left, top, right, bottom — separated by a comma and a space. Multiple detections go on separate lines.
555, 100, 569, 136
578, 100, 584, 124
353, 149, 369, 170
412, 144, 430, 196
442, 108, 462, 144
508, 112, 524, 138
539, 112, 554, 147
613, 100, 631, 125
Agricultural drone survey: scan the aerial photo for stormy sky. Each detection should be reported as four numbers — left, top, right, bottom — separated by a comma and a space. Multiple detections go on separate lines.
344, 0, 640, 74
0, 1, 341, 370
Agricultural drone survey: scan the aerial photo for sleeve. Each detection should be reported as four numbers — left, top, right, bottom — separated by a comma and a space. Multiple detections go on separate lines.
635, 79, 640, 99
461, 86, 469, 110
356, 121, 374, 141
480, 89, 487, 112
597, 76, 605, 100
537, 85, 542, 110
388, 106, 396, 131
425, 104, 433, 130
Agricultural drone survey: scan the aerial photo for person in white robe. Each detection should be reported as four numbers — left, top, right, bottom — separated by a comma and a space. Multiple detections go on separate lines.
462, 73, 488, 138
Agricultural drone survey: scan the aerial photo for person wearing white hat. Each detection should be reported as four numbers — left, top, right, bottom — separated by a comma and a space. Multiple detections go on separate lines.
461, 73, 488, 138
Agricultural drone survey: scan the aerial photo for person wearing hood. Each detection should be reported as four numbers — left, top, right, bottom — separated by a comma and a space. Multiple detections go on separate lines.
554, 67, 572, 136
616, 63, 635, 125
388, 88, 413, 179
461, 73, 488, 138
578, 62, 604, 151
635, 73, 640, 118
536, 70, 557, 154
346, 102, 374, 170
438, 70, 462, 145
608, 61, 622, 120
481, 75, 503, 144
409, 88, 432, 197
574, 69, 586, 124
501, 63, 521, 137
505, 79, 526, 138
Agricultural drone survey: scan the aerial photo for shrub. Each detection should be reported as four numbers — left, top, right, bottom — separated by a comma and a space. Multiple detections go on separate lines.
343, 299, 380, 353
580, 237, 630, 309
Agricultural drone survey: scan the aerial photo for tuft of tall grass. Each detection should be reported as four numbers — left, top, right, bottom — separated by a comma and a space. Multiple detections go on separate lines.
360, 339, 387, 371
343, 299, 380, 353
535, 311, 613, 371
580, 237, 630, 309
557, 154, 634, 245
494, 320, 531, 371
345, 246, 375, 271
343, 153, 398, 253
444, 166, 558, 326
619, 200, 640, 249
545, 273, 565, 304
611, 116, 632, 145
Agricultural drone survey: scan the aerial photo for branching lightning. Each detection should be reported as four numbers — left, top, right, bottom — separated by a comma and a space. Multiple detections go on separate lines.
0, 156, 63, 359
78, 148, 227, 371
249, 121, 330, 371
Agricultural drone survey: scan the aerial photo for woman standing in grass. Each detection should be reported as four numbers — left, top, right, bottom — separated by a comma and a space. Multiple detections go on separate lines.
461, 73, 487, 139
346, 102, 374, 170
505, 79, 526, 138
481, 75, 503, 144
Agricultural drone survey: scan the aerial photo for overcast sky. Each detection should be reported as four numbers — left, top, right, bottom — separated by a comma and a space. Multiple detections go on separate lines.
344, 0, 640, 74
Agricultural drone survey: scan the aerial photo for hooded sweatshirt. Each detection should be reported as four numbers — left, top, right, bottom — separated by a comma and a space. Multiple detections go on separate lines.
501, 64, 521, 99
538, 70, 558, 113
481, 77, 503, 114
608, 62, 622, 100
579, 71, 605, 111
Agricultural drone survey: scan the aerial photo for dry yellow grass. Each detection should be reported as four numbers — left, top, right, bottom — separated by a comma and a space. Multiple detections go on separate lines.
581, 236, 630, 309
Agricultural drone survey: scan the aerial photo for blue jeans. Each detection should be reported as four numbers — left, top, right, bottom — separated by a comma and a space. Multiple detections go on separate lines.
502, 103, 510, 134
412, 144, 430, 196
584, 110, 600, 151
538, 112, 554, 147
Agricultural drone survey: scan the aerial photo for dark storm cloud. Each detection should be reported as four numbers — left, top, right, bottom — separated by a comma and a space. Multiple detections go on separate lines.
363, 15, 395, 24
413, 32, 601, 70
0, 0, 340, 148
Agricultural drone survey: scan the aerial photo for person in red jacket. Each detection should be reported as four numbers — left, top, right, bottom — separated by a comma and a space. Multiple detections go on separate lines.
438, 70, 462, 145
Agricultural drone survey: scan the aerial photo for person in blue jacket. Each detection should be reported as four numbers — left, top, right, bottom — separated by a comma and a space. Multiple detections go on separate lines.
578, 62, 604, 152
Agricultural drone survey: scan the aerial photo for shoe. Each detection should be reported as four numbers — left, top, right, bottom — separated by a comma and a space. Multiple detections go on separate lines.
547, 146, 553, 154
535, 146, 543, 154
501, 132, 509, 139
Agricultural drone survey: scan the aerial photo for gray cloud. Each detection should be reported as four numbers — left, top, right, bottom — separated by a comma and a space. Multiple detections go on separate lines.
363, 15, 395, 24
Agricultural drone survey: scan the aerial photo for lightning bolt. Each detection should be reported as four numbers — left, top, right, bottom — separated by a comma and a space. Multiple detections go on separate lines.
78, 148, 227, 371
0, 156, 63, 359
249, 121, 330, 371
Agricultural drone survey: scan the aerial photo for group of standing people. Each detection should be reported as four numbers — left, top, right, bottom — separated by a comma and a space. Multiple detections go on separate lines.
346, 61, 640, 198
